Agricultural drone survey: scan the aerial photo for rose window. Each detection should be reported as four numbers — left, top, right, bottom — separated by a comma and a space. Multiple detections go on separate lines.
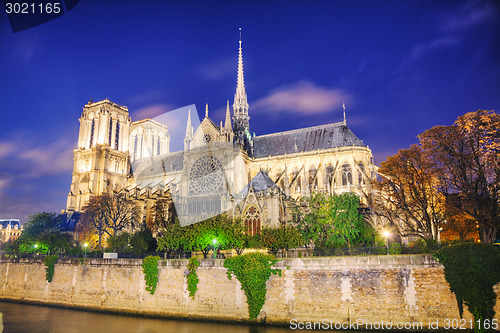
189, 156, 224, 195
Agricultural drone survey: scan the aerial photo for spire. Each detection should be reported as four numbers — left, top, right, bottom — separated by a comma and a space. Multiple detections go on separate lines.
184, 109, 193, 151
205, 103, 209, 118
343, 101, 346, 125
225, 100, 231, 128
232, 28, 252, 156
233, 28, 249, 116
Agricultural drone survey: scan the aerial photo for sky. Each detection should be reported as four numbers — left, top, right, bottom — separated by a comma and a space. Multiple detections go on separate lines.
0, 0, 499, 224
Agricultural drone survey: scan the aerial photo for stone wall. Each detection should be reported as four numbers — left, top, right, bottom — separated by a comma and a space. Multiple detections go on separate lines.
0, 255, 499, 330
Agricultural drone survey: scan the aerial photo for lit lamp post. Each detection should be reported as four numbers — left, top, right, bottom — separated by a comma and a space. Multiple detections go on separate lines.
34, 244, 38, 256
83, 243, 88, 259
212, 239, 218, 259
383, 231, 390, 255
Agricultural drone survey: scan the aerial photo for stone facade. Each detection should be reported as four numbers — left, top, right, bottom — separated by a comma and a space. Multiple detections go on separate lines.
0, 219, 22, 242
0, 256, 498, 329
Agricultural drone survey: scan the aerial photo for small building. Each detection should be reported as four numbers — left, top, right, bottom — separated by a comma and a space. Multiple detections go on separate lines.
0, 219, 23, 242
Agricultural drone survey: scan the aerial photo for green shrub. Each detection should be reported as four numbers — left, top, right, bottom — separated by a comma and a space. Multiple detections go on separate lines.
43, 255, 58, 282
388, 243, 402, 255
224, 252, 281, 320
376, 244, 387, 255
187, 257, 200, 300
434, 243, 500, 333
142, 255, 160, 295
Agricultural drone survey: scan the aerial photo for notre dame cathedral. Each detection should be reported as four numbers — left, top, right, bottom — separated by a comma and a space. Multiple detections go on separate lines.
65, 37, 376, 233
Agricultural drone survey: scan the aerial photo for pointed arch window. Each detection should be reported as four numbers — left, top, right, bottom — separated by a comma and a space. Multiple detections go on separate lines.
358, 163, 365, 185
244, 205, 260, 236
157, 137, 161, 155
134, 135, 138, 159
342, 164, 352, 186
108, 118, 112, 146
89, 119, 95, 147
115, 122, 120, 150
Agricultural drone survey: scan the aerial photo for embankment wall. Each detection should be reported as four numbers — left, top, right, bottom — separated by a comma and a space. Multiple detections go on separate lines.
0, 255, 499, 330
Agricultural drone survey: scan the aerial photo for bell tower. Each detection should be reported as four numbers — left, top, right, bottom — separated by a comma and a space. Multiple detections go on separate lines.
66, 99, 131, 212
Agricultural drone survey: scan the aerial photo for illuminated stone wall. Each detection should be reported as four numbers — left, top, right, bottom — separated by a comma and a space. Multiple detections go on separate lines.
0, 255, 499, 330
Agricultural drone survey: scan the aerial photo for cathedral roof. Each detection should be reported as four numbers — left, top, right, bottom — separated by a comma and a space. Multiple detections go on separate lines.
131, 151, 184, 177
252, 122, 367, 158
240, 170, 279, 195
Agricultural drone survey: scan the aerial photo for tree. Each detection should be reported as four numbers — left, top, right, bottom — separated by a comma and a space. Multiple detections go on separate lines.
419, 110, 500, 243
157, 214, 247, 258
146, 198, 177, 233
7, 212, 75, 255
80, 193, 140, 249
183, 214, 242, 258
22, 212, 58, 238
296, 193, 373, 249
107, 232, 130, 252
130, 228, 157, 254
261, 226, 303, 255
156, 218, 185, 258
373, 145, 446, 241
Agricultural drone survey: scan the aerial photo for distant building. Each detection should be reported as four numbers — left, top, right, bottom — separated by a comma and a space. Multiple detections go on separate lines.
66, 36, 376, 231
0, 219, 22, 242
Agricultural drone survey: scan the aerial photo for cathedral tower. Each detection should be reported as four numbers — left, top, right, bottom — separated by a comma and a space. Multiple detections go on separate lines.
66, 99, 131, 212
232, 30, 253, 156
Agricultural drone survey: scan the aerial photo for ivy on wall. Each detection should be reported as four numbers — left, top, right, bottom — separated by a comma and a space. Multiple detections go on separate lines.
187, 257, 199, 300
434, 243, 500, 333
142, 255, 160, 295
224, 253, 281, 320
43, 255, 58, 282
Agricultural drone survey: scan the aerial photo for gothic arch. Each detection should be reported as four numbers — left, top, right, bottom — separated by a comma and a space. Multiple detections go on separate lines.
243, 204, 261, 236
341, 163, 352, 186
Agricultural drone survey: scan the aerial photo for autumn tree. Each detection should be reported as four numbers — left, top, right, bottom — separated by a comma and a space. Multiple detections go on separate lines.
79, 193, 140, 249
373, 145, 446, 241
419, 110, 500, 243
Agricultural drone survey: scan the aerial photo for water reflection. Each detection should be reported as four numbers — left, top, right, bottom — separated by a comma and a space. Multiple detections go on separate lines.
0, 301, 304, 333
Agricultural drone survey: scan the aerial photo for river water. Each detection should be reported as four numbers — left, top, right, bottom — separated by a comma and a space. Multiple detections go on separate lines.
0, 301, 338, 333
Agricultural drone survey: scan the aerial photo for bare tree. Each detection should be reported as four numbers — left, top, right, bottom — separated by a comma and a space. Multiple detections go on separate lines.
80, 192, 140, 249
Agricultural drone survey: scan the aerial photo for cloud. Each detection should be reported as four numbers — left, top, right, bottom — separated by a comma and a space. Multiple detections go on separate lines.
252, 81, 350, 115
125, 90, 168, 107
410, 36, 458, 60
0, 137, 75, 180
0, 142, 14, 158
409, 0, 497, 61
132, 103, 175, 120
197, 58, 234, 80
442, 0, 497, 32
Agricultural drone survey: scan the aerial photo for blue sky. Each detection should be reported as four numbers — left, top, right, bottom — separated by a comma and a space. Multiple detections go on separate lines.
0, 0, 499, 223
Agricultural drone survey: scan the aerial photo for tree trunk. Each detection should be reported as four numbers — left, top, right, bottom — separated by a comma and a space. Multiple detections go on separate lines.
479, 225, 496, 243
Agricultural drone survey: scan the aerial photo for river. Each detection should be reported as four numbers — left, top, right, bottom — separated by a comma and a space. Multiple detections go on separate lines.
0, 301, 339, 333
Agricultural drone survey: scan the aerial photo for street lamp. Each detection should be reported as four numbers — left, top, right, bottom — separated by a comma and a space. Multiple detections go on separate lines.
212, 239, 218, 259
83, 243, 88, 259
383, 231, 390, 255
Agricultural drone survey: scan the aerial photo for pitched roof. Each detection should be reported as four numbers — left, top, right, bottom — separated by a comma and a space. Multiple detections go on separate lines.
240, 170, 279, 195
132, 151, 184, 178
252, 122, 366, 158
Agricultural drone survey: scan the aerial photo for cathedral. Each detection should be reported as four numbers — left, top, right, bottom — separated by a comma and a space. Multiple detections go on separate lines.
66, 37, 376, 233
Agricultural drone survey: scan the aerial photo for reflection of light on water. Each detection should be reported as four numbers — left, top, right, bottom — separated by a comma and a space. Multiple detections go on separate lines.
0, 301, 321, 333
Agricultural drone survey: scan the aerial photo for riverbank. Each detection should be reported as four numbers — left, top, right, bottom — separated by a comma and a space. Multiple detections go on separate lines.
0, 255, 499, 330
